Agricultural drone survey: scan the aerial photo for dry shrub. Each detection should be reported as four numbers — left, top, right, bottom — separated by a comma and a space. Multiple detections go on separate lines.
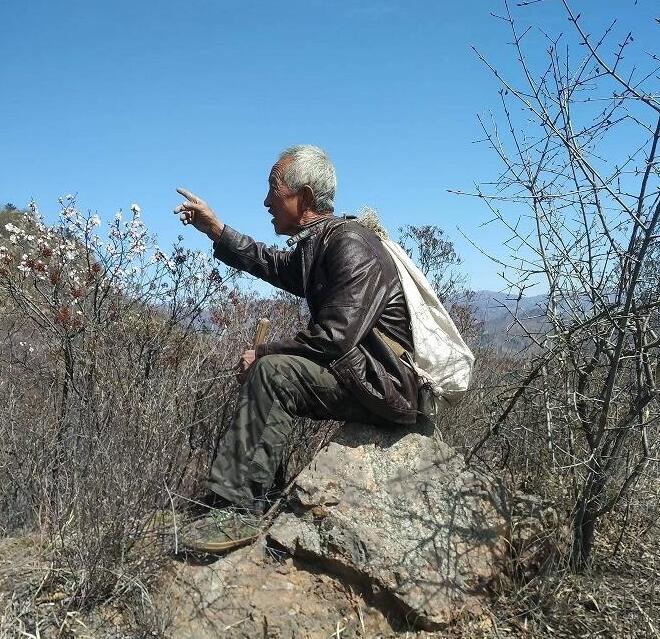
0, 200, 339, 635
0, 206, 245, 628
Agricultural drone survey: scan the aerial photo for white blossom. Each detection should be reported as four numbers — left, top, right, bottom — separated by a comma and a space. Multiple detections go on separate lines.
131, 242, 146, 256
130, 203, 141, 215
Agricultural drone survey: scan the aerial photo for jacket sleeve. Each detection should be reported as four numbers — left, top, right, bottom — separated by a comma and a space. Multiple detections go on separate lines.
255, 230, 390, 365
213, 225, 304, 297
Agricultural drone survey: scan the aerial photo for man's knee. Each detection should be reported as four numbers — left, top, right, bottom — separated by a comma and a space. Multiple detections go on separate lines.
246, 355, 298, 396
247, 354, 320, 406
248, 354, 288, 382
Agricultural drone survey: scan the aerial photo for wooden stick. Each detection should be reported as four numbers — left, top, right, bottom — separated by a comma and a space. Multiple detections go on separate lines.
252, 318, 270, 348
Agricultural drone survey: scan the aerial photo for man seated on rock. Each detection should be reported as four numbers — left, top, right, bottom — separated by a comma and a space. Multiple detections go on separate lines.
174, 145, 418, 552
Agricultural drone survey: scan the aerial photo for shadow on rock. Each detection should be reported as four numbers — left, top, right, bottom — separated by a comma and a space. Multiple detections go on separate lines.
268, 421, 507, 631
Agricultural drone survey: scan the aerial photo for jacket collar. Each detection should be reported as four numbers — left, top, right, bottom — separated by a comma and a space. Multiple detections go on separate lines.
286, 216, 337, 247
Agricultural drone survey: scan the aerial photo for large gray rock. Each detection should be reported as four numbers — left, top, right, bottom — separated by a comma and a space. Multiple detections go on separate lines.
268, 422, 506, 630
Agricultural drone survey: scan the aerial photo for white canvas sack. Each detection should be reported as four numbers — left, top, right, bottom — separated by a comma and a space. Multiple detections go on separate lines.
356, 211, 474, 410
381, 238, 474, 407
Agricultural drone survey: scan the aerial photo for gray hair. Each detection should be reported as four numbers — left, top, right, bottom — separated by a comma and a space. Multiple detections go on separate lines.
278, 145, 336, 213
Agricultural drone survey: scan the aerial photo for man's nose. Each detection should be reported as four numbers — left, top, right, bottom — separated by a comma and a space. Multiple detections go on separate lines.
264, 190, 272, 209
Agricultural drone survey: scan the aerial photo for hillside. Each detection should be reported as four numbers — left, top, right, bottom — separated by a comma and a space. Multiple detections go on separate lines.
468, 289, 548, 352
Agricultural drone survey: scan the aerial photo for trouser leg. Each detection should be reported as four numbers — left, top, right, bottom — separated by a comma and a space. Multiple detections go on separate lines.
207, 354, 374, 512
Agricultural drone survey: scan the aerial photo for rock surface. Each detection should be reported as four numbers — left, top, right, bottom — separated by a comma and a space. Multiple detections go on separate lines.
160, 422, 507, 637
268, 422, 506, 630
163, 542, 396, 638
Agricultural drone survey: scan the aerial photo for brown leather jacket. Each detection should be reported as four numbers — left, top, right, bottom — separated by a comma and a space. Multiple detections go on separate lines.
213, 216, 418, 424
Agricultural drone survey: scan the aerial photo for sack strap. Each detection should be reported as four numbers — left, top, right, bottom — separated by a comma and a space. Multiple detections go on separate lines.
373, 327, 409, 359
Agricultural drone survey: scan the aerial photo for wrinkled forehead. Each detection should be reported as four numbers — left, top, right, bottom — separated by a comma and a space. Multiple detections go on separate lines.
269, 157, 292, 184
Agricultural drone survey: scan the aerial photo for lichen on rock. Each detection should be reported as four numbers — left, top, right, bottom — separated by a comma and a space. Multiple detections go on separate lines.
268, 421, 507, 630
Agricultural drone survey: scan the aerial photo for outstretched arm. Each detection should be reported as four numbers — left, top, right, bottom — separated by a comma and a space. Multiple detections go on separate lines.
174, 187, 304, 297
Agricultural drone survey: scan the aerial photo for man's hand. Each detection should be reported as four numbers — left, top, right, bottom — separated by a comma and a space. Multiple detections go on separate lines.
236, 349, 256, 384
174, 188, 225, 242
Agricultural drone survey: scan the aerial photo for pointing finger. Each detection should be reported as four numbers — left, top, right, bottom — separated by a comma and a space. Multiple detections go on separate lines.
176, 187, 204, 204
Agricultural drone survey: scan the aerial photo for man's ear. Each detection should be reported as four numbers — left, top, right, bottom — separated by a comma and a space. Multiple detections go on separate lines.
300, 184, 316, 212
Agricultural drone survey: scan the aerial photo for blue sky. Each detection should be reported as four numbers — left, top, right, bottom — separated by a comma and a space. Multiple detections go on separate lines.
1, 0, 657, 292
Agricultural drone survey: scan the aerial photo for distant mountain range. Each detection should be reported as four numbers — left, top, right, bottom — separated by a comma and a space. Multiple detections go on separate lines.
467, 290, 548, 352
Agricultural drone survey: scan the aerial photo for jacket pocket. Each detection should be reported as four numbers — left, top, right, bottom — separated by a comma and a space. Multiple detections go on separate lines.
329, 345, 416, 424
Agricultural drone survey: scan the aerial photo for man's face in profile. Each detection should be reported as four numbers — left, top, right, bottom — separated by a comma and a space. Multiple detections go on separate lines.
263, 160, 302, 236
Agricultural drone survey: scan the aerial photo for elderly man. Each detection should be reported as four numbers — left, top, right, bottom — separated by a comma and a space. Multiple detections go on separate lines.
175, 145, 418, 550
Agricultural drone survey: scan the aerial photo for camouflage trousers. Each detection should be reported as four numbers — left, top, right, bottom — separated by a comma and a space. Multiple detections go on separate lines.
208, 354, 376, 513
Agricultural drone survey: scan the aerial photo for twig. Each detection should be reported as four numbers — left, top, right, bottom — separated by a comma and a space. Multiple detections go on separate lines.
331, 621, 346, 638
164, 482, 179, 555
631, 594, 660, 638
223, 616, 249, 631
